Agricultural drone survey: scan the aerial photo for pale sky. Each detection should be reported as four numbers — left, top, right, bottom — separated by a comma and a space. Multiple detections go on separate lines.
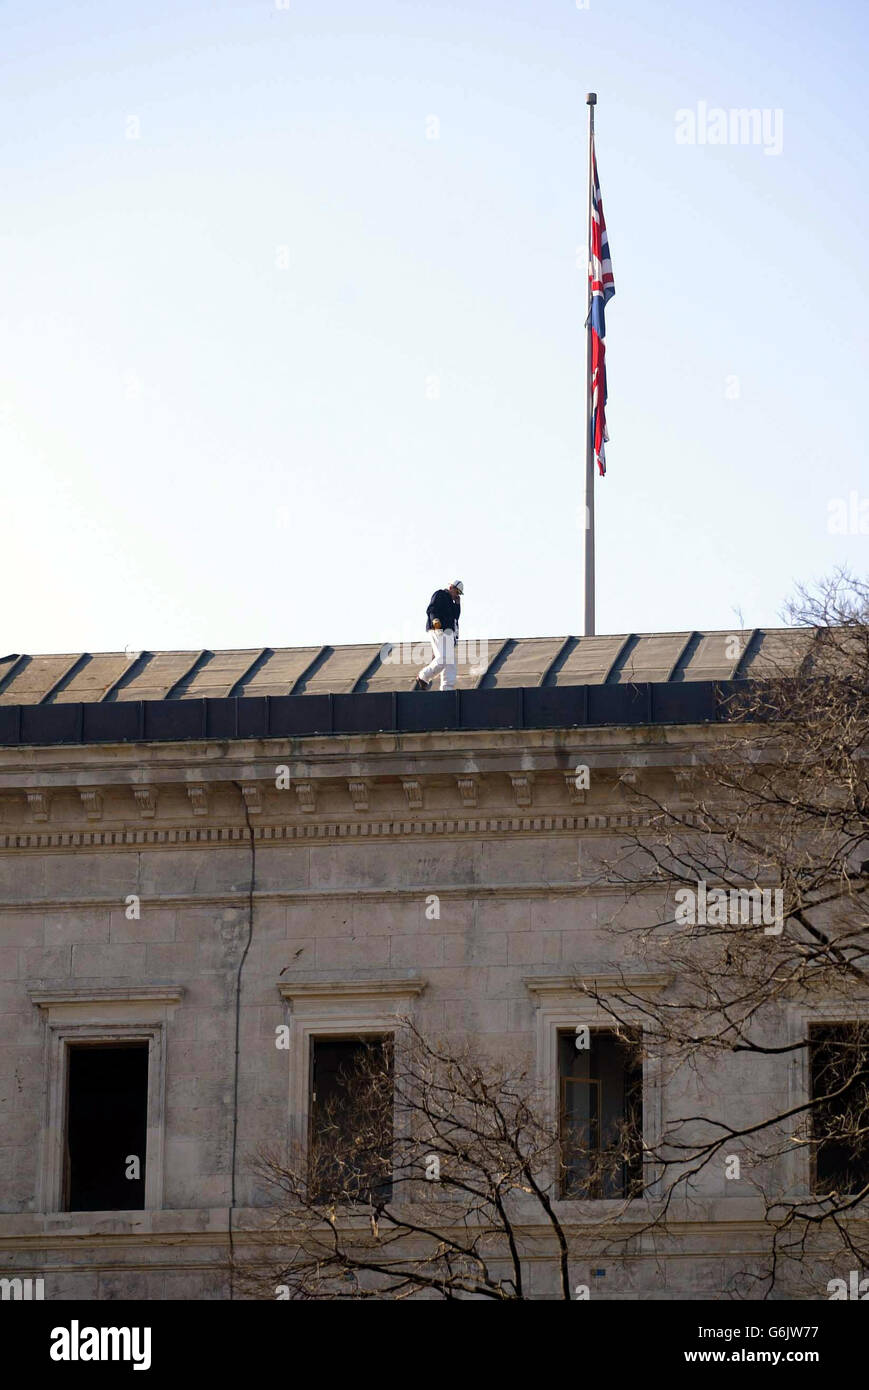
1, 0, 866, 658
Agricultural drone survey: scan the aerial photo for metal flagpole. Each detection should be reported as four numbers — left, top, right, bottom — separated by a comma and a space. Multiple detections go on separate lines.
583, 92, 597, 637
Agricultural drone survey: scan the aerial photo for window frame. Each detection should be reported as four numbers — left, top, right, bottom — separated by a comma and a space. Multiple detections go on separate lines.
277, 978, 425, 1200
524, 974, 666, 1206
557, 1028, 644, 1200
31, 988, 181, 1214
308, 1033, 395, 1203
63, 1037, 151, 1212
792, 1012, 869, 1200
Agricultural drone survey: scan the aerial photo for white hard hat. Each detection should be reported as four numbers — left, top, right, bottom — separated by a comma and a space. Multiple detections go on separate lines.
451, 579, 464, 594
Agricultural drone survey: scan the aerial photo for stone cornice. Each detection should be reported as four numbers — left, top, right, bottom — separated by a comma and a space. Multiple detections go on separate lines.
0, 808, 669, 851
0, 726, 752, 844
278, 977, 426, 1002
524, 973, 671, 997
0, 722, 721, 779
0, 1205, 791, 1251
30, 987, 185, 1008
1, 880, 672, 911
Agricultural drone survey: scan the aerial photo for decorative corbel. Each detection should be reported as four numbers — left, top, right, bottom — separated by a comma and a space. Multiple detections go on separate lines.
402, 778, 423, 812
348, 779, 369, 813
79, 789, 103, 821
132, 787, 157, 818
456, 776, 478, 809
564, 771, 587, 806
188, 784, 209, 817
295, 781, 316, 814
509, 772, 534, 808
240, 783, 263, 815
26, 790, 50, 823
674, 770, 695, 805
619, 770, 640, 801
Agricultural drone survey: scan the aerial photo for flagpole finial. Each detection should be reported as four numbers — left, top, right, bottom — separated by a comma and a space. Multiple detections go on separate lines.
586, 92, 597, 104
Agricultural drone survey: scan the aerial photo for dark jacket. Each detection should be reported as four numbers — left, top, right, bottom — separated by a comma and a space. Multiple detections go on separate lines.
426, 589, 461, 632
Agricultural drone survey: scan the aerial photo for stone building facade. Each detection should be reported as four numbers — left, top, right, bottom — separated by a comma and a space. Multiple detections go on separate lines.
0, 629, 816, 1299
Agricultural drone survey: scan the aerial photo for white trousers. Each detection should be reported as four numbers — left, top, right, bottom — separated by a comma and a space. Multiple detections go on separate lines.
419, 628, 457, 690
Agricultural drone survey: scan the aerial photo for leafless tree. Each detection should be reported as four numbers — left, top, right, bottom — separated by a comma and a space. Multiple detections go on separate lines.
581, 569, 869, 1296
244, 1021, 642, 1300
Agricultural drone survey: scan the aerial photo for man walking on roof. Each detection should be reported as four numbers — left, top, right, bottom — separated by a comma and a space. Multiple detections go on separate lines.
412, 580, 464, 691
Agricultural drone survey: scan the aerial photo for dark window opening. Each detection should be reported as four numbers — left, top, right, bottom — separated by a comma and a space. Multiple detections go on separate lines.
65, 1043, 148, 1211
309, 1036, 393, 1204
558, 1029, 643, 1199
811, 1024, 869, 1197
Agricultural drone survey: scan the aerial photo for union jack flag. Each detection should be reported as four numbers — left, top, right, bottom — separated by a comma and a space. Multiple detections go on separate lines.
587, 137, 615, 476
